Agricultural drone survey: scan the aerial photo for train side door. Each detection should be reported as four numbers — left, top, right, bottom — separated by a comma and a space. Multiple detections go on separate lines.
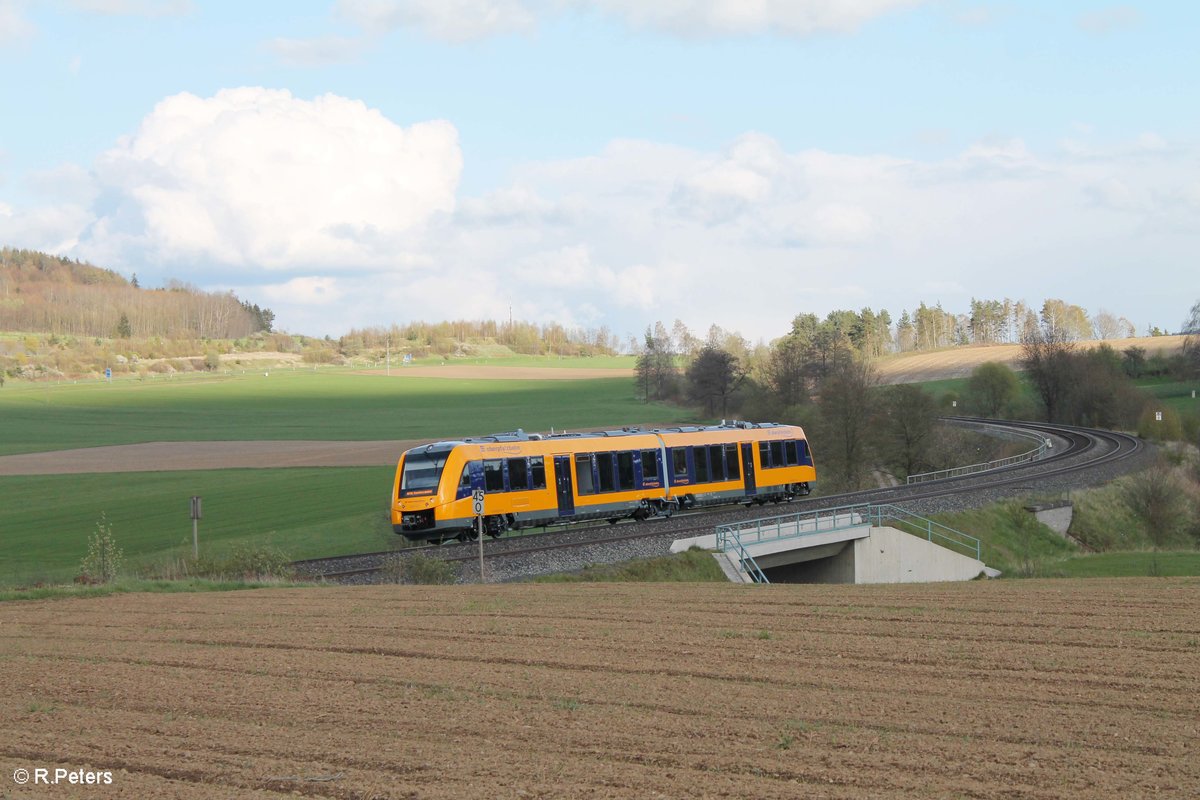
553, 455, 575, 516
741, 443, 757, 497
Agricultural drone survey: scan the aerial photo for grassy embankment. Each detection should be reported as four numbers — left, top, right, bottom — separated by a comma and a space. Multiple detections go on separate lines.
0, 366, 685, 589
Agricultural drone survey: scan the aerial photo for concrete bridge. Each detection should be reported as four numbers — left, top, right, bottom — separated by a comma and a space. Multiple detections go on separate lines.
672, 504, 998, 584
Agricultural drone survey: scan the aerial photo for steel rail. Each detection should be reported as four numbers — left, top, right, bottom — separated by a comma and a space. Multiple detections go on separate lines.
296, 419, 1146, 582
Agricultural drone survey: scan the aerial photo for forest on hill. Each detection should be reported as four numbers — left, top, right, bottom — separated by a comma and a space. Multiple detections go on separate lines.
0, 248, 273, 340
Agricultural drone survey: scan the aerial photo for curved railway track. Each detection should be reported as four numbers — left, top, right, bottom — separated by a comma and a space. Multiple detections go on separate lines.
293, 418, 1149, 583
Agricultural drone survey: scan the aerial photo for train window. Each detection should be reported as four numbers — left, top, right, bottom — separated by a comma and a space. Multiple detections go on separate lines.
641, 450, 660, 482
784, 441, 799, 466
508, 458, 528, 491
617, 452, 635, 491
459, 464, 471, 490
483, 459, 505, 492
798, 440, 812, 466
724, 444, 740, 480
530, 456, 546, 489
708, 445, 726, 481
758, 441, 770, 467
672, 449, 688, 480
695, 448, 710, 483
770, 441, 785, 468
597, 452, 616, 492
575, 454, 596, 495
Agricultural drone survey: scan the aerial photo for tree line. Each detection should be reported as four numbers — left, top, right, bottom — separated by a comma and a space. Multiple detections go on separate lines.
341, 320, 621, 358
0, 248, 273, 340
635, 300, 1200, 494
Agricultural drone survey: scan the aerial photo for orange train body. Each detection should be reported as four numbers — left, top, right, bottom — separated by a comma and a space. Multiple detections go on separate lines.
391, 422, 816, 543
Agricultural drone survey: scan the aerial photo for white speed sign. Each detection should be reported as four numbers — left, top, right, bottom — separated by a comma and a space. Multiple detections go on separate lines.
472, 489, 485, 516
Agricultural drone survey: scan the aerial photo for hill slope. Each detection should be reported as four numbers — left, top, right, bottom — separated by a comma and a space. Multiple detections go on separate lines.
875, 335, 1188, 384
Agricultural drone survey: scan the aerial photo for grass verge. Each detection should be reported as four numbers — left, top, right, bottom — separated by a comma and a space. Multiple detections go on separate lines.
532, 547, 727, 583
0, 467, 398, 587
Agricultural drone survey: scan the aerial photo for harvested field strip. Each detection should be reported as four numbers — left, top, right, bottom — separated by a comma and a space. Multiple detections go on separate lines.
3, 579, 1198, 798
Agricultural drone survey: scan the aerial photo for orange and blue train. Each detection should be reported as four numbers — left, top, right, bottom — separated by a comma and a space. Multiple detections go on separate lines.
391, 422, 816, 543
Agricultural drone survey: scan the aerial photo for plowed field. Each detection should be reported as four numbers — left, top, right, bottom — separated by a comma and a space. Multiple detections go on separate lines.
3, 579, 1197, 798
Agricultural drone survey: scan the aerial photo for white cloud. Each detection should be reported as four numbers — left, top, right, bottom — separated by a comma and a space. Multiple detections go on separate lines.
578, 0, 925, 37
0, 0, 35, 44
87, 87, 462, 269
265, 35, 365, 66
331, 0, 924, 42
8, 101, 1197, 343
25, 163, 97, 205
1077, 5, 1139, 34
337, 0, 536, 42
258, 276, 345, 305
67, 0, 192, 16
0, 204, 94, 254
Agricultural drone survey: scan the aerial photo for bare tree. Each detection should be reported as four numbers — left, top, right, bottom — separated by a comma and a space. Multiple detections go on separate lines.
1092, 309, 1123, 340
815, 354, 879, 490
876, 383, 938, 480
1021, 324, 1077, 422
686, 345, 745, 417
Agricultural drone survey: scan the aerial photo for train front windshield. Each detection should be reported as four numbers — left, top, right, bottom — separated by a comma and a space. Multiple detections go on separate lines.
400, 448, 451, 495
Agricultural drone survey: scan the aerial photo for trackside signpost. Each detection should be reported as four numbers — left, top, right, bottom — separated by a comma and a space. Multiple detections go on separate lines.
473, 489, 486, 583
190, 496, 202, 558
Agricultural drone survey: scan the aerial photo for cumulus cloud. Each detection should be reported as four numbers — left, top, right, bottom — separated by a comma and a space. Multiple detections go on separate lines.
87, 87, 462, 269
0, 0, 35, 44
331, 0, 923, 42
8, 99, 1196, 342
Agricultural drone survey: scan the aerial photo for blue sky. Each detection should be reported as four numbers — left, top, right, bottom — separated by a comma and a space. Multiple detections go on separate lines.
1, 1, 1196, 342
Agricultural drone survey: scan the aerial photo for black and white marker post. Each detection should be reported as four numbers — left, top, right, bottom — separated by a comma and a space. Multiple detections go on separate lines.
472, 489, 486, 583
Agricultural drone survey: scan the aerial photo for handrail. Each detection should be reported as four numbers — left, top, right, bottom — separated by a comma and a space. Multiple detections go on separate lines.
907, 425, 1050, 484
715, 503, 982, 569
715, 525, 770, 583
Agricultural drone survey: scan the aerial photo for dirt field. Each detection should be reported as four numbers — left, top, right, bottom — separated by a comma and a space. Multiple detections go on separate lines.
0, 440, 420, 475
2, 579, 1196, 798
875, 335, 1188, 385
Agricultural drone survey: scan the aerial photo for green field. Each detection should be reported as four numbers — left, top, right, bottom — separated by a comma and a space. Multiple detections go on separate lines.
1134, 377, 1200, 414
0, 369, 682, 456
0, 468, 398, 587
0, 367, 689, 588
1050, 551, 1200, 578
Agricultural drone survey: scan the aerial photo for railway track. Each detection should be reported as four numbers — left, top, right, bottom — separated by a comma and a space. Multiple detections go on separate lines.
292, 418, 1148, 583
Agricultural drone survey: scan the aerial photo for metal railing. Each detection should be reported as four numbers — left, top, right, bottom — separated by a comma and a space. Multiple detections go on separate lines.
907, 427, 1050, 484
714, 503, 982, 576
715, 525, 769, 583
867, 504, 981, 561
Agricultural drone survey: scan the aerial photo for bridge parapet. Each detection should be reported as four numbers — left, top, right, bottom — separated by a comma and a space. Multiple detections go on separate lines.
708, 504, 983, 584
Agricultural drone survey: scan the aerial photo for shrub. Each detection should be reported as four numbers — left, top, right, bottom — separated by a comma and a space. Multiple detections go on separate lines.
1138, 406, 1182, 442
79, 514, 123, 584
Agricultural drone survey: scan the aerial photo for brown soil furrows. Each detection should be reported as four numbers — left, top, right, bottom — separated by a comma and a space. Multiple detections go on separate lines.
3, 580, 1198, 798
